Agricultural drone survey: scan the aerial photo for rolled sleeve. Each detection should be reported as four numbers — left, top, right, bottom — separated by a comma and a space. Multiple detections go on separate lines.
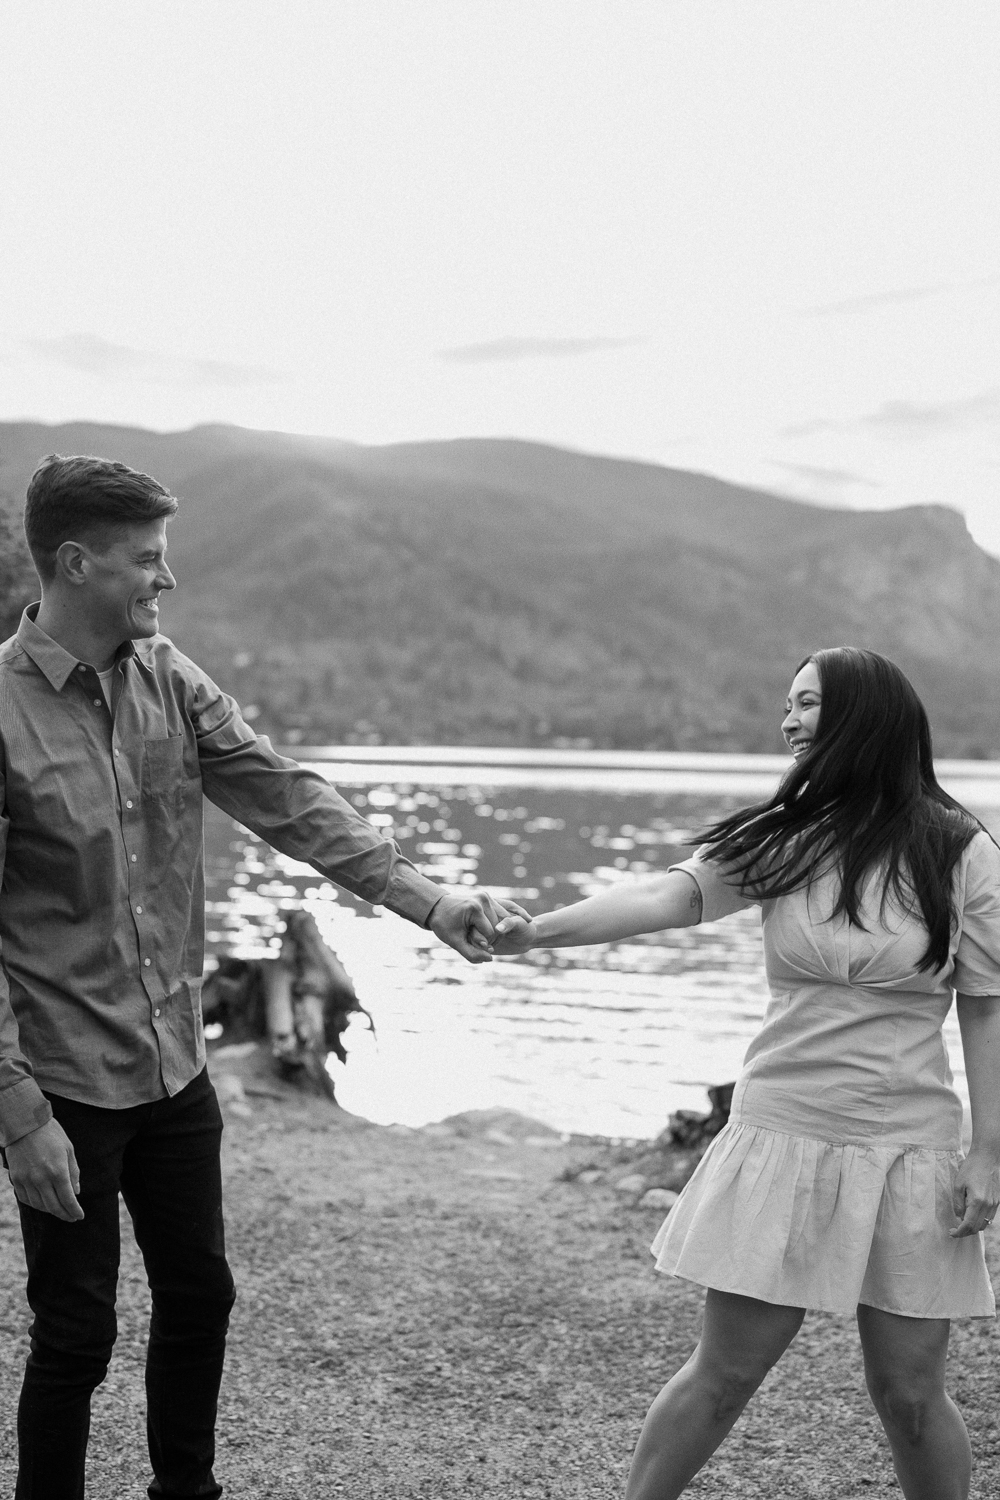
668, 846, 759, 923
189, 664, 444, 924
0, 796, 52, 1147
953, 831, 1000, 997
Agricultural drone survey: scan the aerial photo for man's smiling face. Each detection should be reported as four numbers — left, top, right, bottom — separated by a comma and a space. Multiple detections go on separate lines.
81, 518, 176, 645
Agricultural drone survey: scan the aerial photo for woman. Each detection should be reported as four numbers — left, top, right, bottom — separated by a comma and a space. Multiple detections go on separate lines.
493, 648, 1000, 1500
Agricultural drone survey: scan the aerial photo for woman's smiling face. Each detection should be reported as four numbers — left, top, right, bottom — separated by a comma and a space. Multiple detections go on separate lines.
782, 660, 822, 759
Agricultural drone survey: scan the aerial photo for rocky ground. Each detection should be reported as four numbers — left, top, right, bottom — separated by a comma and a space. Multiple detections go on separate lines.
1, 1065, 998, 1499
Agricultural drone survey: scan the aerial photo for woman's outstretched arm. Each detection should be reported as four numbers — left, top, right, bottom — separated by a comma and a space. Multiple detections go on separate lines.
491, 868, 703, 953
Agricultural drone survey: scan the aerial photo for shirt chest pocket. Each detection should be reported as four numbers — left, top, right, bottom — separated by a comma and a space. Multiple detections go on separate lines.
142, 735, 186, 802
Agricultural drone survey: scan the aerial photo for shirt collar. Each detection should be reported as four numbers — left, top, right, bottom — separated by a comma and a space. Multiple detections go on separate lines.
16, 603, 137, 691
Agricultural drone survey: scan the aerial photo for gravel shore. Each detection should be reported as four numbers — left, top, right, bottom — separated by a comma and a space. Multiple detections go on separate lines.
1, 1083, 998, 1499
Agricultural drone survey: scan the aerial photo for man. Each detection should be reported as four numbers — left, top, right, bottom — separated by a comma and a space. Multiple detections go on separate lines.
0, 454, 518, 1499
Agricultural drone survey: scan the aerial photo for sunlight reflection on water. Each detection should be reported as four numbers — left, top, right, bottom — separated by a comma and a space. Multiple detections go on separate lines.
203, 761, 1000, 1139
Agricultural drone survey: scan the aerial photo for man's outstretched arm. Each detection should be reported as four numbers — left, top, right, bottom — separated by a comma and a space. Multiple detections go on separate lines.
188, 659, 525, 960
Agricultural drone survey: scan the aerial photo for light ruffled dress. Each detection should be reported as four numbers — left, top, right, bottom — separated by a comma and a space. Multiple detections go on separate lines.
651, 831, 1000, 1318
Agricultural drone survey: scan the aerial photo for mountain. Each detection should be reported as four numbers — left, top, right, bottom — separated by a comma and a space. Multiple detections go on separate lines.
1, 420, 999, 755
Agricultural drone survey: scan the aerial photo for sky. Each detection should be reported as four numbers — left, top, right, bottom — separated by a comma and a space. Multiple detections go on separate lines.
2, 2, 999, 550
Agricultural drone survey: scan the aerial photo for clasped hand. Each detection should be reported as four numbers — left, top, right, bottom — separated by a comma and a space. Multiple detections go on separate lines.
491, 914, 537, 954
427, 891, 531, 963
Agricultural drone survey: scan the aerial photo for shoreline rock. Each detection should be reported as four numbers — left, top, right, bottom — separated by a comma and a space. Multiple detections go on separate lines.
207, 1045, 733, 1210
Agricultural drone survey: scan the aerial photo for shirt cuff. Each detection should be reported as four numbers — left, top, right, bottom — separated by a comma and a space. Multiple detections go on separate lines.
0, 1078, 53, 1149
382, 861, 447, 927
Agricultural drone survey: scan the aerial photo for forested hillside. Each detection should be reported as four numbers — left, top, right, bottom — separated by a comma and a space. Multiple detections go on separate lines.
2, 420, 999, 756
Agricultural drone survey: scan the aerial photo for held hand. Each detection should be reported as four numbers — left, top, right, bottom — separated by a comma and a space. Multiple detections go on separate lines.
950, 1149, 1000, 1238
428, 891, 531, 964
491, 914, 538, 955
6, 1117, 84, 1222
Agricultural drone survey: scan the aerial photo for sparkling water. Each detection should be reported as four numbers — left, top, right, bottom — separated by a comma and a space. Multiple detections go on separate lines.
203, 755, 1000, 1139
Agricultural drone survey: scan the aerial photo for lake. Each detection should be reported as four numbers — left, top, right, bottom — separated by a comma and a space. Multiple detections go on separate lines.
203, 750, 1000, 1140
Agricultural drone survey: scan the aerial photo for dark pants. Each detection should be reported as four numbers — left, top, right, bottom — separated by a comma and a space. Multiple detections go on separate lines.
11, 1067, 236, 1500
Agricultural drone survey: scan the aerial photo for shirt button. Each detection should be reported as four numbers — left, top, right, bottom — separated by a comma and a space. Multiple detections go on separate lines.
144, 958, 151, 967
131, 854, 137, 863
114, 749, 120, 757
78, 664, 86, 673
135, 904, 143, 914
93, 698, 102, 706
126, 800, 133, 809
154, 1008, 160, 1017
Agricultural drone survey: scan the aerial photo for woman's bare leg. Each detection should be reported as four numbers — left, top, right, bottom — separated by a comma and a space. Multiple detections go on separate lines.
857, 1305, 971, 1500
624, 1289, 805, 1500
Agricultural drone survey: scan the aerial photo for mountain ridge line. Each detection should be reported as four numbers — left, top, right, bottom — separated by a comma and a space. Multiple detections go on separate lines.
1, 419, 997, 757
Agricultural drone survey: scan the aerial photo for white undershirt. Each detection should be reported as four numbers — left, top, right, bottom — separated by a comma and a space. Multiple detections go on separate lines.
97, 666, 115, 708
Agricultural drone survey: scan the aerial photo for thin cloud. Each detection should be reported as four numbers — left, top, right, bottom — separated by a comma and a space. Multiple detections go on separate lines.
26, 333, 282, 389
803, 270, 1000, 317
802, 283, 947, 317
770, 461, 880, 489
781, 390, 1000, 440
780, 416, 845, 439
866, 392, 1000, 434
438, 335, 643, 364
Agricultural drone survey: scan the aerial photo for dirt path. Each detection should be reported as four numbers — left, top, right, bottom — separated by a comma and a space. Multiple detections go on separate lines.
1, 1091, 998, 1499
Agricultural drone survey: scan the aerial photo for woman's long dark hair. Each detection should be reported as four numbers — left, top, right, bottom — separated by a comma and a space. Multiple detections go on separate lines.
700, 647, 980, 971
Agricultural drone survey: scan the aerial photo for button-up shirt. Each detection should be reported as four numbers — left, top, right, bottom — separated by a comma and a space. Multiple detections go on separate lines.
0, 606, 444, 1146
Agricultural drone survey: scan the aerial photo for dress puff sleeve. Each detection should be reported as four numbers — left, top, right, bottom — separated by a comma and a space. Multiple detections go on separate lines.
952, 830, 1000, 996
667, 846, 759, 923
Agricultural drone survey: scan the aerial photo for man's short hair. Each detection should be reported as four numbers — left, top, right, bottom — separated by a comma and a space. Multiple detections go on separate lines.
24, 454, 179, 581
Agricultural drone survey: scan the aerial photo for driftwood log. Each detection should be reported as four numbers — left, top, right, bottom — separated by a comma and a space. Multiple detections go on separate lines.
201, 909, 371, 1099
